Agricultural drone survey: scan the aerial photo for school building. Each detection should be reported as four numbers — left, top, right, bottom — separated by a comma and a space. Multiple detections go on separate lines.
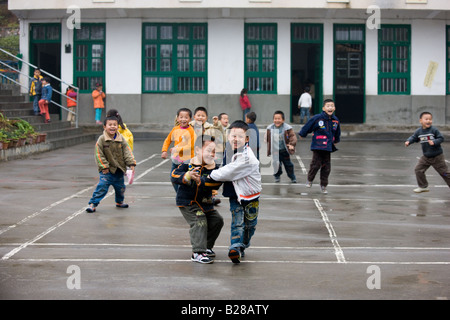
8, 0, 450, 125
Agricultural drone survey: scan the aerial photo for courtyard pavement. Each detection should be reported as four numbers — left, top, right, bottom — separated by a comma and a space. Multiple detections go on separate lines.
0, 132, 449, 308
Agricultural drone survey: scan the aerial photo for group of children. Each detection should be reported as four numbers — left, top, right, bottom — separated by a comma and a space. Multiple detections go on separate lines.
28, 68, 53, 124
84, 98, 450, 265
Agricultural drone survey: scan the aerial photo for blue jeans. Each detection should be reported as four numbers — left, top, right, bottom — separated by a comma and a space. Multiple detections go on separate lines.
300, 107, 310, 124
243, 108, 250, 121
88, 170, 126, 206
229, 198, 259, 251
32, 95, 40, 115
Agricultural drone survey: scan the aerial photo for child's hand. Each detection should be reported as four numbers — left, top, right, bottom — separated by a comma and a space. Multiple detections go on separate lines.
102, 168, 109, 174
161, 151, 168, 159
428, 140, 435, 146
212, 116, 218, 125
405, 141, 410, 147
287, 144, 295, 151
190, 168, 201, 183
130, 165, 136, 172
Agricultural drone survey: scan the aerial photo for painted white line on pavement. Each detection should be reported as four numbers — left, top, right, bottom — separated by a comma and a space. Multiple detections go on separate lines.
1, 156, 168, 260
313, 199, 346, 263
295, 155, 307, 174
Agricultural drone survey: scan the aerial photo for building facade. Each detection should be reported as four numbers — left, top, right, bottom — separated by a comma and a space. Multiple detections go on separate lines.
8, 0, 450, 125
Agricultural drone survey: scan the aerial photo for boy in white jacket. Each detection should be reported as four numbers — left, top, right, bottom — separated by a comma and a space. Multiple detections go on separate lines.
209, 120, 262, 263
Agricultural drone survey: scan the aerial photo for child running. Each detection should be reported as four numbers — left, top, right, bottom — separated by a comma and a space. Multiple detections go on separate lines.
172, 135, 223, 264
86, 116, 136, 213
209, 120, 262, 263
405, 111, 450, 193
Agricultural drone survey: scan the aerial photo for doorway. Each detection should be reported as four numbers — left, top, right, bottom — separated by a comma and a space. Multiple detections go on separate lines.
291, 24, 323, 124
29, 24, 61, 116
333, 25, 365, 123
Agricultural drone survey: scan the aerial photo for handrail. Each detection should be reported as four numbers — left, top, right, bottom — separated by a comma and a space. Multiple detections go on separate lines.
0, 47, 79, 128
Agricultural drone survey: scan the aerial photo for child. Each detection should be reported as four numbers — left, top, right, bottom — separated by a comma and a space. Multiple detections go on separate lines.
239, 88, 252, 121
245, 111, 260, 160
29, 68, 42, 116
209, 120, 262, 264
92, 83, 106, 125
298, 86, 312, 124
405, 111, 450, 193
266, 110, 297, 183
38, 77, 53, 123
162, 107, 195, 192
171, 135, 223, 264
106, 109, 134, 150
86, 116, 136, 213
66, 85, 77, 125
212, 112, 229, 165
190, 106, 215, 138
299, 99, 341, 194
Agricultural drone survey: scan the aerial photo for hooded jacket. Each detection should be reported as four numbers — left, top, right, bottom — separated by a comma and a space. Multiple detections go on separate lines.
299, 111, 341, 152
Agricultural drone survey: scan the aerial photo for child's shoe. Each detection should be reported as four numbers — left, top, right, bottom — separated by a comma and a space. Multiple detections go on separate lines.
116, 203, 129, 208
85, 203, 96, 213
306, 180, 312, 188
413, 187, 429, 193
291, 179, 297, 183
320, 185, 328, 194
191, 252, 214, 264
228, 249, 241, 264
206, 249, 216, 257
274, 177, 280, 183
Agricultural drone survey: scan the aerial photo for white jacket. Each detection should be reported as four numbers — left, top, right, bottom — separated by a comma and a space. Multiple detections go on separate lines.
210, 145, 261, 202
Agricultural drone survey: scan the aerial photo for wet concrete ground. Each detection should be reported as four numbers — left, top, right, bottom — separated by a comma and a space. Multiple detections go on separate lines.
0, 136, 449, 303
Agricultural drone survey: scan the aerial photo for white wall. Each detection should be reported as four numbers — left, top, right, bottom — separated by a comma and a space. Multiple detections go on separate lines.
411, 19, 446, 96
365, 27, 378, 96
208, 19, 244, 94
105, 19, 142, 94
277, 21, 290, 95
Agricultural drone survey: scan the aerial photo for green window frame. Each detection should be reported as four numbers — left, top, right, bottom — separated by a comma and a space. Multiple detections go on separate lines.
244, 23, 277, 94
30, 23, 61, 43
447, 26, 450, 94
142, 23, 207, 93
378, 25, 411, 95
73, 23, 106, 93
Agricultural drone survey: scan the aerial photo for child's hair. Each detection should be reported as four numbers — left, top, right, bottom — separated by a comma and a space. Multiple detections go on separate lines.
228, 120, 249, 132
106, 109, 125, 129
323, 99, 335, 106
273, 110, 285, 120
104, 116, 118, 126
194, 106, 208, 116
42, 76, 51, 83
246, 111, 257, 123
218, 113, 228, 120
240, 88, 248, 97
195, 134, 215, 150
177, 107, 192, 118
304, 86, 310, 92
420, 111, 432, 119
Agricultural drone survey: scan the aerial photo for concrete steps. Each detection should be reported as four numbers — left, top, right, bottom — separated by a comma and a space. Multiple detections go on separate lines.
0, 85, 97, 161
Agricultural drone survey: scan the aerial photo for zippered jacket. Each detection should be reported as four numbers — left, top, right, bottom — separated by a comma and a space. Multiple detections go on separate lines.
94, 130, 136, 174
41, 84, 53, 101
171, 160, 222, 212
210, 145, 261, 203
299, 111, 341, 152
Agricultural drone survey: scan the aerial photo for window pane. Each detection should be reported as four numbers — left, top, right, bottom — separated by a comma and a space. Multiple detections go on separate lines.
46, 26, 60, 40
32, 26, 46, 40
192, 77, 204, 91
178, 77, 190, 91
193, 45, 205, 57
90, 26, 105, 40
261, 77, 273, 91
145, 59, 156, 72
76, 28, 90, 40
178, 26, 189, 40
336, 27, 348, 41
246, 45, 259, 58
247, 26, 260, 40
76, 59, 88, 72
247, 77, 259, 91
262, 59, 274, 72
91, 77, 102, 89
193, 26, 205, 40
396, 46, 408, 59
159, 77, 172, 91
261, 26, 275, 40
145, 44, 157, 58
349, 27, 363, 41
145, 26, 157, 40
145, 77, 158, 91
92, 44, 104, 58
262, 45, 274, 58
76, 77, 89, 90
193, 59, 205, 72
161, 26, 173, 39
247, 59, 259, 72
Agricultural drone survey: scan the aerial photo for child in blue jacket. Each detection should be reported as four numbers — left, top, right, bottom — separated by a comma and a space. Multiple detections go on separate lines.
299, 99, 341, 194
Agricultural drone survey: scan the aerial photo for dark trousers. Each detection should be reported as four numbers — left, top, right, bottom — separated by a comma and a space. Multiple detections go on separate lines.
307, 150, 331, 187
274, 149, 296, 181
415, 153, 450, 188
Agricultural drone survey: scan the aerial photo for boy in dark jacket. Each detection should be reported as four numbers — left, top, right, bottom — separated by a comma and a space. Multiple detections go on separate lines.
405, 111, 450, 193
171, 135, 223, 264
299, 99, 341, 194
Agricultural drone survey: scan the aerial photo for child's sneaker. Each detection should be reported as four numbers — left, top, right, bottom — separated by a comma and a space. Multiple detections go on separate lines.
291, 179, 297, 183
191, 252, 214, 264
228, 249, 241, 264
85, 204, 96, 213
274, 177, 280, 183
116, 203, 129, 208
206, 249, 216, 257
320, 185, 328, 194
306, 180, 312, 188
413, 187, 429, 193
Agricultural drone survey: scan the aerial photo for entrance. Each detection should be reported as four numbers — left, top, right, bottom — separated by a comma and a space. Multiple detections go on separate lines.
333, 25, 365, 123
29, 24, 61, 116
291, 24, 323, 124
